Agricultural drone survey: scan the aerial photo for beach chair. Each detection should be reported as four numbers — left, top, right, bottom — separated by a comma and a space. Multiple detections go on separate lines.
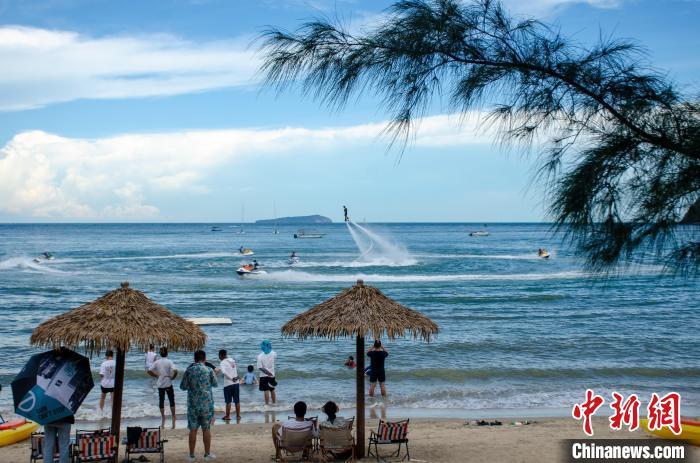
278, 426, 316, 462
367, 419, 410, 462
319, 417, 355, 462
73, 428, 117, 463
123, 427, 167, 463
30, 431, 67, 463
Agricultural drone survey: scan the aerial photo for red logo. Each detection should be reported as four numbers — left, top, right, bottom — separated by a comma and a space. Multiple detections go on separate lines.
647, 392, 682, 435
572, 389, 605, 436
609, 392, 640, 431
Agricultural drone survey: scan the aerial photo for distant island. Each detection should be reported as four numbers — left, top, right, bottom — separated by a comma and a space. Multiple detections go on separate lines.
255, 215, 332, 225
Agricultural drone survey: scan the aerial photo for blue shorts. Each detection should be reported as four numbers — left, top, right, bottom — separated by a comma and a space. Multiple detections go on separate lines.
223, 384, 240, 404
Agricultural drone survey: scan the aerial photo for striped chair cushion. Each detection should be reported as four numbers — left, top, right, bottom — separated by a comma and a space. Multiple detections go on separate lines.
31, 433, 60, 459
378, 420, 409, 442
78, 434, 115, 459
132, 429, 160, 451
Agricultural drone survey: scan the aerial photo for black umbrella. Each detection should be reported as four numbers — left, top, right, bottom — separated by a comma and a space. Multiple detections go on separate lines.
12, 348, 93, 425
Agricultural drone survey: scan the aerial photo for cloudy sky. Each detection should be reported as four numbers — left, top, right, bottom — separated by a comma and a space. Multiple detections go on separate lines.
0, 0, 698, 222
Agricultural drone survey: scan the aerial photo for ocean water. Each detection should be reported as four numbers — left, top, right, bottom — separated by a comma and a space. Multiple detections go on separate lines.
0, 222, 698, 422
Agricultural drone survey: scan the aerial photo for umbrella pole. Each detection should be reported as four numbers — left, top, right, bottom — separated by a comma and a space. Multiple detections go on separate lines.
356, 335, 365, 459
111, 348, 125, 458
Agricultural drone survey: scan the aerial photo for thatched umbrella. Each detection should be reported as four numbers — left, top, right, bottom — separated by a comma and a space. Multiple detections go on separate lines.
282, 279, 438, 458
31, 282, 206, 456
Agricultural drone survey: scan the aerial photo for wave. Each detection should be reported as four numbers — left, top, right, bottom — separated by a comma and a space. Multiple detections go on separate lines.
0, 257, 66, 274
256, 270, 587, 283
277, 258, 418, 268
277, 366, 700, 382
419, 253, 549, 260
57, 252, 236, 263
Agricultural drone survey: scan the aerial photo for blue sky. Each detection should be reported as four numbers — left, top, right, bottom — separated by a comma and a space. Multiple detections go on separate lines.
0, 0, 698, 222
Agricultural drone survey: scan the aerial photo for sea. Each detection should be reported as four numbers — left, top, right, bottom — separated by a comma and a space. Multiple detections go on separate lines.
0, 222, 698, 424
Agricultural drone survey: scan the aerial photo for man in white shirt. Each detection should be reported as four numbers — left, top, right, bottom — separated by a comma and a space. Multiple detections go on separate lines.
148, 346, 178, 429
257, 340, 277, 405
272, 401, 318, 460
99, 350, 115, 413
144, 344, 157, 371
216, 349, 240, 421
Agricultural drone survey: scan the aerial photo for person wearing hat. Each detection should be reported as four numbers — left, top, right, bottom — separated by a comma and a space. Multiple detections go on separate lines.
257, 340, 277, 405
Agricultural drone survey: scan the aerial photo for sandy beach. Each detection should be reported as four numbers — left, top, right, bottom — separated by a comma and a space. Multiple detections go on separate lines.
1, 416, 695, 463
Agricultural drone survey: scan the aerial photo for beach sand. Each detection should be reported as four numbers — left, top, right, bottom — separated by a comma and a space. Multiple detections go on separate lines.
1, 416, 695, 462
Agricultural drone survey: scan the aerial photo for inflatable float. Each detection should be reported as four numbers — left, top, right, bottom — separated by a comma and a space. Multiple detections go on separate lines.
640, 418, 700, 446
0, 419, 39, 447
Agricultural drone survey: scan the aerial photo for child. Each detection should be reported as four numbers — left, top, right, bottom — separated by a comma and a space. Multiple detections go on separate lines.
241, 365, 258, 385
344, 355, 356, 369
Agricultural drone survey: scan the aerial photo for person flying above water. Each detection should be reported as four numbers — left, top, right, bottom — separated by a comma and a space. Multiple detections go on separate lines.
343, 206, 349, 222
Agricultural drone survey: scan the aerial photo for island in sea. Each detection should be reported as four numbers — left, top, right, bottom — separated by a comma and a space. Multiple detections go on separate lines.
255, 214, 332, 225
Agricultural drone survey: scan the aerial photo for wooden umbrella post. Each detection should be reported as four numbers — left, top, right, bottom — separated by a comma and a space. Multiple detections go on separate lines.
355, 335, 365, 459
111, 347, 126, 458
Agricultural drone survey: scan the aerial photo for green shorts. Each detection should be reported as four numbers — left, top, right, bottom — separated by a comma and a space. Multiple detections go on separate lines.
187, 408, 214, 430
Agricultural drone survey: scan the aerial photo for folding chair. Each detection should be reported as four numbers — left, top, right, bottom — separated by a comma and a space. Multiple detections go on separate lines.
367, 419, 410, 462
124, 427, 167, 463
30, 431, 65, 463
319, 417, 355, 462
73, 428, 117, 463
278, 426, 315, 462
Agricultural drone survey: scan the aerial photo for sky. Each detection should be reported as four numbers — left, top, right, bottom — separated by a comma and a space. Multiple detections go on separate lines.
0, 0, 698, 223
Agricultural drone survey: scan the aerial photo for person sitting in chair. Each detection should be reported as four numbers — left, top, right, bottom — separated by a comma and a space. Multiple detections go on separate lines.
272, 401, 318, 460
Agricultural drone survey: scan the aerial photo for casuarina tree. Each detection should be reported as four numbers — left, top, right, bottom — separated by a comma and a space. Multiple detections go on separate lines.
257, 0, 699, 276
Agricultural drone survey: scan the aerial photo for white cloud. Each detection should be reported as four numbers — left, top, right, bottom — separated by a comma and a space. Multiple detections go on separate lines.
501, 0, 621, 16
0, 114, 494, 219
0, 26, 258, 111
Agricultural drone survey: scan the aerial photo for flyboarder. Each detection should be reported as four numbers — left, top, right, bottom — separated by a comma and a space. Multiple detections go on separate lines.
343, 205, 349, 222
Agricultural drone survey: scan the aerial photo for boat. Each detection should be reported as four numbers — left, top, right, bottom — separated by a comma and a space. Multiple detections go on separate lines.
32, 252, 54, 263
187, 317, 233, 326
0, 419, 39, 447
238, 248, 254, 256
294, 229, 325, 239
236, 264, 267, 276
288, 256, 300, 265
641, 418, 700, 446
211, 226, 222, 232
468, 231, 490, 237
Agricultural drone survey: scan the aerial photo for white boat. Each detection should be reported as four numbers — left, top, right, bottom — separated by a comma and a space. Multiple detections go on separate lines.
294, 229, 325, 239
469, 231, 490, 237
187, 317, 233, 326
236, 265, 267, 276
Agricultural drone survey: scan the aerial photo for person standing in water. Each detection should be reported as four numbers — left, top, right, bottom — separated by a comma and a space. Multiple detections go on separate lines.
99, 350, 115, 413
257, 340, 277, 405
343, 205, 349, 222
148, 347, 178, 429
367, 340, 389, 397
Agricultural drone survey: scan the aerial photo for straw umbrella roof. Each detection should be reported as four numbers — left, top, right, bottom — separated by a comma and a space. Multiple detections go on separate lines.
282, 279, 438, 341
31, 282, 206, 354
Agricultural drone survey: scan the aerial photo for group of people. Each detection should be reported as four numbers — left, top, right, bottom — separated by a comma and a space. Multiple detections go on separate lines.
51, 338, 387, 462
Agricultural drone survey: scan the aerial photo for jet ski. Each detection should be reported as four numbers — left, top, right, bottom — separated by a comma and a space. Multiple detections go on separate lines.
33, 252, 54, 263
468, 231, 489, 237
288, 256, 300, 265
236, 264, 267, 276
238, 248, 255, 256
538, 249, 550, 259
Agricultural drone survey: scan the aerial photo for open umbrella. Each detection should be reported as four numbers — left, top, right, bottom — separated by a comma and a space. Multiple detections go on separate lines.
282, 279, 438, 458
12, 347, 93, 425
30, 282, 206, 460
